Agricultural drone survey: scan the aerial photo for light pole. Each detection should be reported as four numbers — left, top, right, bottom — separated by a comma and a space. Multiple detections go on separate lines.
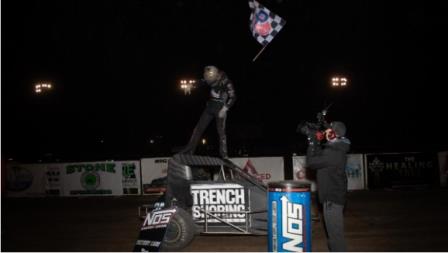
180, 79, 196, 95
35, 82, 53, 94
331, 76, 348, 87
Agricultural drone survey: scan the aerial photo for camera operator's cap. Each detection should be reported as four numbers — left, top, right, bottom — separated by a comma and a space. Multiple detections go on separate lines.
330, 121, 346, 137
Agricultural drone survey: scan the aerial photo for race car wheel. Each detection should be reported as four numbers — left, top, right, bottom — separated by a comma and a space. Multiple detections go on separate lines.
160, 208, 195, 251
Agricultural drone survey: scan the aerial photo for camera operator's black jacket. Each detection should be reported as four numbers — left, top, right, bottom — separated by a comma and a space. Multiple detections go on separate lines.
306, 137, 351, 205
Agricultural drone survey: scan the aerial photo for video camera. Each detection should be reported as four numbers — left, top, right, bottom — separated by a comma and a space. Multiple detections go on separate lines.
297, 105, 332, 154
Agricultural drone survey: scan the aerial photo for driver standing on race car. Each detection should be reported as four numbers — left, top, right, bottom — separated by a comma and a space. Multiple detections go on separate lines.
180, 65, 236, 159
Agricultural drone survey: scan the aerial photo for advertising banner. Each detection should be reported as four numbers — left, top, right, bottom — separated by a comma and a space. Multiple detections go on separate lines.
5, 162, 63, 197
121, 161, 142, 195
292, 156, 316, 192
62, 161, 124, 196
141, 157, 170, 195
346, 154, 365, 190
438, 151, 448, 187
366, 152, 438, 189
230, 157, 284, 184
6, 160, 141, 197
292, 154, 365, 191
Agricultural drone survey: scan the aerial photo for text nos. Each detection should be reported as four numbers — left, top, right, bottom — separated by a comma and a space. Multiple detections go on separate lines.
142, 209, 176, 230
281, 196, 305, 252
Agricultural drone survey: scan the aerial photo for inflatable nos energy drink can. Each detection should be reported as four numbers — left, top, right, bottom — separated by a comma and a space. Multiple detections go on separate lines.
268, 181, 311, 252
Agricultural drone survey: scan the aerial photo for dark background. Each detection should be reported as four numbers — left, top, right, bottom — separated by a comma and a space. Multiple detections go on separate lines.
2, 0, 447, 162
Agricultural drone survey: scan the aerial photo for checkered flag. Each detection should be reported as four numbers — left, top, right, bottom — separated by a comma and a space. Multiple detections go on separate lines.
249, 0, 286, 46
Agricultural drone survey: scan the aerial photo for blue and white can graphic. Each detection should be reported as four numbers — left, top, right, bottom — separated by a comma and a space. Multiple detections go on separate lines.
268, 181, 311, 252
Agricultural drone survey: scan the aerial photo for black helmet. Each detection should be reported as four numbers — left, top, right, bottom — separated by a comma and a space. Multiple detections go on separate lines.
203, 65, 220, 84
330, 121, 346, 137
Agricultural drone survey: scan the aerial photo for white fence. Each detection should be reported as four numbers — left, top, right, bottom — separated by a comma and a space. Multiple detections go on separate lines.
5, 160, 141, 197
5, 151, 446, 197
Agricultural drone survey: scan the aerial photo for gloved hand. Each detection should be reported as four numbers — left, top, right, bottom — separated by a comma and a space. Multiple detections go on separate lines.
218, 106, 228, 118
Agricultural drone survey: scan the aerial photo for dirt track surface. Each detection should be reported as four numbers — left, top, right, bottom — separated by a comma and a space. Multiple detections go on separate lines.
2, 189, 448, 252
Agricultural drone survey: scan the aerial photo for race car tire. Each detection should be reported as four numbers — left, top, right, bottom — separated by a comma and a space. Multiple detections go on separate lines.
160, 208, 195, 251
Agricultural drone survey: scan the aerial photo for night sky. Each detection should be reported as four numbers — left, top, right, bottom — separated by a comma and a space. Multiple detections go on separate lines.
2, 0, 447, 162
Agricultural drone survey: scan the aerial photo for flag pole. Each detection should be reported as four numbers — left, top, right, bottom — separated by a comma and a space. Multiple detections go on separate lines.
252, 43, 269, 62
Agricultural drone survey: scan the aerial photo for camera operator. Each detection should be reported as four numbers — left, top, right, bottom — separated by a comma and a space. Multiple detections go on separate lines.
305, 121, 350, 252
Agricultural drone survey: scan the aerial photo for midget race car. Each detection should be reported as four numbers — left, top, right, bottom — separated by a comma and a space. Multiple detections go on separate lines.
136, 154, 268, 251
